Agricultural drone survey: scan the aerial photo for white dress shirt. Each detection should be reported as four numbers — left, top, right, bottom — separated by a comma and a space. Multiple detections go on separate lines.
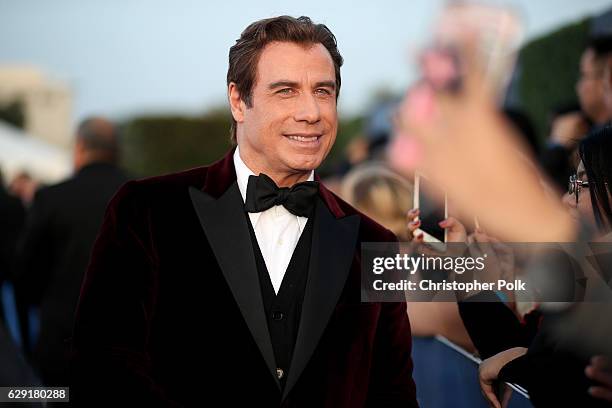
234, 147, 314, 294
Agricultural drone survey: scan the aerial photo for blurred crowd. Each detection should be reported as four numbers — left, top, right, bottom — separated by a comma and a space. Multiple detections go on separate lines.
0, 117, 128, 399
327, 32, 612, 407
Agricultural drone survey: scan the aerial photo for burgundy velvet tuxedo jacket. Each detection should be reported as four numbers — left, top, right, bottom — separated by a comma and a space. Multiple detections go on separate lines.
70, 149, 418, 407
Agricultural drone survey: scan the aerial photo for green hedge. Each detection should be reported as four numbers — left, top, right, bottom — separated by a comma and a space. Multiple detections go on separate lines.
120, 110, 363, 178
120, 111, 232, 177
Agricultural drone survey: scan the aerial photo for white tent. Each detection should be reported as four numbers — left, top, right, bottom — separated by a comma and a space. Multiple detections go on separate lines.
0, 121, 71, 184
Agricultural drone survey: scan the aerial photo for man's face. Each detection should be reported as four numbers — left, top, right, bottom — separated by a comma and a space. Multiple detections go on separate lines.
232, 41, 338, 177
576, 48, 605, 122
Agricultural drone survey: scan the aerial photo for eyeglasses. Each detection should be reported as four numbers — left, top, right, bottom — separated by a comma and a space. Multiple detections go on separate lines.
568, 174, 589, 205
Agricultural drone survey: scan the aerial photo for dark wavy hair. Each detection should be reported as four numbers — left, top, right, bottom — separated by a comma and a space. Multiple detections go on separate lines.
579, 126, 612, 231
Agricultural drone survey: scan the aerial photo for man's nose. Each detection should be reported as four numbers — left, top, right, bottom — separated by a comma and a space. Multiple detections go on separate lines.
294, 93, 321, 124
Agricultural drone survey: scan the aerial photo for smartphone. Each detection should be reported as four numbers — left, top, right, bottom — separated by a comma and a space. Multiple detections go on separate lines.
423, 1, 523, 99
413, 172, 447, 243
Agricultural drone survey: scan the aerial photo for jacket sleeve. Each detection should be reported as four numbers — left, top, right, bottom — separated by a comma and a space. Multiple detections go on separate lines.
458, 291, 534, 359
70, 181, 181, 407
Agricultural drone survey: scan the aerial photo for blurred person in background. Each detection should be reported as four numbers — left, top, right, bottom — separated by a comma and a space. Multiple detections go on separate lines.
0, 322, 43, 408
393, 23, 612, 404
0, 179, 42, 405
8, 171, 40, 207
341, 163, 475, 350
14, 116, 128, 387
541, 35, 612, 192
0, 168, 26, 327
476, 126, 612, 408
562, 127, 612, 232
576, 37, 612, 129
325, 100, 401, 193
319, 135, 370, 195
340, 163, 413, 240
562, 126, 612, 404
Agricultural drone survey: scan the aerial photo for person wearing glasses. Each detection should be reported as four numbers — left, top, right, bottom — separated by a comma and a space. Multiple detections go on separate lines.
563, 126, 612, 233
476, 126, 612, 408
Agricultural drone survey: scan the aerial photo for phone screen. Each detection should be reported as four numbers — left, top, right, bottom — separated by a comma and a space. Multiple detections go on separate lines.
417, 175, 446, 242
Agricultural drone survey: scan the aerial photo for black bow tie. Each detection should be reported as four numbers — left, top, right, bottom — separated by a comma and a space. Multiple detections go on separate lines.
244, 173, 319, 217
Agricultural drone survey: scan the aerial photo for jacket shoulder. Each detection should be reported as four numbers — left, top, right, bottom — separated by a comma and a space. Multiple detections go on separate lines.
107, 166, 209, 214
120, 166, 207, 196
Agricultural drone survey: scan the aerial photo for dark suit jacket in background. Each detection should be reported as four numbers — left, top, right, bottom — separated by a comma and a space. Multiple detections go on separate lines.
0, 185, 26, 325
15, 162, 128, 385
70, 149, 418, 407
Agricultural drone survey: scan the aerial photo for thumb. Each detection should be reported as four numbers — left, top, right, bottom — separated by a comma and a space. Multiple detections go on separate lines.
439, 216, 466, 233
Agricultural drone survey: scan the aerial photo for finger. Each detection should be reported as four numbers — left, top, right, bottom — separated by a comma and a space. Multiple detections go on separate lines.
474, 232, 496, 260
438, 216, 457, 229
439, 216, 467, 233
480, 383, 501, 408
472, 230, 490, 243
591, 356, 612, 371
586, 365, 612, 387
501, 385, 513, 408
407, 208, 420, 218
588, 386, 612, 402
407, 219, 421, 233
412, 231, 425, 243
467, 235, 484, 258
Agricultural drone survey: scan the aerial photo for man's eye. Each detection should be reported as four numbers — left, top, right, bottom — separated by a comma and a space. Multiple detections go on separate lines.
315, 88, 332, 96
277, 88, 294, 95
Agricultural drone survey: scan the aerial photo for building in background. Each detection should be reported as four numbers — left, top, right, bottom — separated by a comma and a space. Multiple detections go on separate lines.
0, 66, 72, 149
0, 66, 72, 186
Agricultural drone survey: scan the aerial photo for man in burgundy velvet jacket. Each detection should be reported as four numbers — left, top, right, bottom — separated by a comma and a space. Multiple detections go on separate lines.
71, 16, 418, 407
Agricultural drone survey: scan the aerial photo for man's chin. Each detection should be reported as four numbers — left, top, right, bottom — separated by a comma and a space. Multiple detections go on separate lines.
280, 153, 325, 172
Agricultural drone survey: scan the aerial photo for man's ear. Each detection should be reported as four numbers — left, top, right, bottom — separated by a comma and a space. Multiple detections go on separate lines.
228, 82, 246, 124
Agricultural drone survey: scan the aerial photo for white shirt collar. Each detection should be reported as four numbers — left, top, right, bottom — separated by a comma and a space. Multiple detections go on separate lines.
233, 146, 314, 228
234, 146, 257, 205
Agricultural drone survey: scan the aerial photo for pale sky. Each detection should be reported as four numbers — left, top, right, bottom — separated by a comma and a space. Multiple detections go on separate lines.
1, 0, 611, 123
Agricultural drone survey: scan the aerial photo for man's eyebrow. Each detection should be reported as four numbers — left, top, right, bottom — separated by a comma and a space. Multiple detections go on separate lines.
314, 81, 336, 89
267, 80, 337, 90
268, 80, 299, 90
